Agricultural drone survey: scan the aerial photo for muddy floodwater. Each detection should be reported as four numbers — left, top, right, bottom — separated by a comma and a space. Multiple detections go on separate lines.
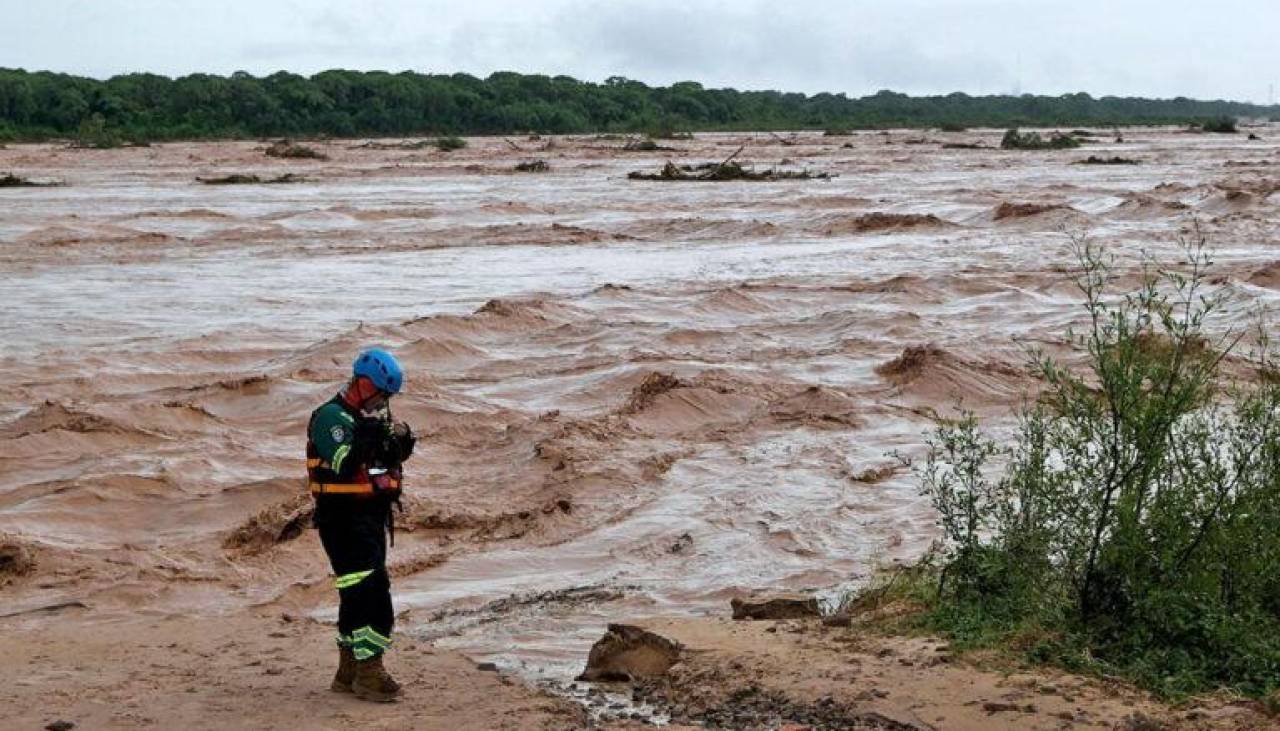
2, 128, 1278, 687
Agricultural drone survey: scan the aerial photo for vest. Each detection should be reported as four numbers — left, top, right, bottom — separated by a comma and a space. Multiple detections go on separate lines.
306, 397, 401, 497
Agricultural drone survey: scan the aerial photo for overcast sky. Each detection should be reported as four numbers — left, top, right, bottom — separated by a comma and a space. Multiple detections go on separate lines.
1, 0, 1276, 102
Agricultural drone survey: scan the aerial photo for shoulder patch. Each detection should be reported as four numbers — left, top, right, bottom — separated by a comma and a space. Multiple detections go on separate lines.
330, 425, 347, 443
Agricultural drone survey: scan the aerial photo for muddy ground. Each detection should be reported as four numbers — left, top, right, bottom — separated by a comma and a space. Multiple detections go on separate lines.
2, 127, 1277, 729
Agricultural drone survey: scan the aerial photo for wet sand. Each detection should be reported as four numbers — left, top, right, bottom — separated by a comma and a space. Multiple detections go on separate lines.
2, 128, 1278, 728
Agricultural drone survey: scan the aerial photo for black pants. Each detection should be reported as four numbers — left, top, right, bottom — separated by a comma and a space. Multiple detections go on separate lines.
316, 499, 394, 660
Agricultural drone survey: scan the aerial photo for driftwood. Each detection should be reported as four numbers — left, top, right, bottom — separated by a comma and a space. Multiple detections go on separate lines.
628, 148, 832, 181
1076, 156, 1140, 165
197, 173, 307, 185
351, 139, 434, 150
0, 173, 63, 187
768, 131, 800, 146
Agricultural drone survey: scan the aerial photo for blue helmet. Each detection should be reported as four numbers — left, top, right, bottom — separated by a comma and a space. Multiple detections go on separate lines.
353, 348, 403, 394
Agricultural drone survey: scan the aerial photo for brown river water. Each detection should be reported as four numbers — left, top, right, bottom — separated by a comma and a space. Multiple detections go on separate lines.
2, 128, 1277, 684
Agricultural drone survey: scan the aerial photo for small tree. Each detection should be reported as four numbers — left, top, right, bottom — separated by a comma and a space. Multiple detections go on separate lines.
916, 232, 1280, 697
74, 113, 122, 149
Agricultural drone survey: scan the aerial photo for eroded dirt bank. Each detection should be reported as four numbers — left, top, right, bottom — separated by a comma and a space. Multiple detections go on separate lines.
610, 615, 1276, 730
2, 127, 1278, 728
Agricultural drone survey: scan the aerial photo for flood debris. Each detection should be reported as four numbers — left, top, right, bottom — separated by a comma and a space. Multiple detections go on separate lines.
265, 139, 328, 159
0, 172, 63, 187
994, 201, 1069, 219
635, 683, 928, 731
941, 142, 988, 150
197, 173, 307, 184
223, 494, 313, 553
0, 535, 36, 580
629, 162, 831, 181
821, 212, 949, 235
1077, 155, 1140, 165
768, 131, 800, 146
622, 136, 674, 152
629, 146, 831, 182
514, 159, 549, 173
577, 624, 683, 682
621, 372, 687, 414
351, 139, 435, 150
1000, 128, 1082, 150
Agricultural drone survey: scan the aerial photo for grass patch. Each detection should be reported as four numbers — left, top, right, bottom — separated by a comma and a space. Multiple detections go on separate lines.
883, 234, 1280, 701
1001, 128, 1081, 150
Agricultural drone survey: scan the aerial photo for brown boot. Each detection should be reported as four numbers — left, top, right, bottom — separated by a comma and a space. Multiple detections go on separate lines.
330, 646, 356, 693
351, 654, 402, 702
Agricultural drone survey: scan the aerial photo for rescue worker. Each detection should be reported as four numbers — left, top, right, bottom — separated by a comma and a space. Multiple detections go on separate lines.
306, 348, 416, 702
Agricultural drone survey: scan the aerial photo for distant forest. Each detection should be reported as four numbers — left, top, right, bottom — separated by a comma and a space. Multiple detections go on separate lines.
1, 68, 1276, 141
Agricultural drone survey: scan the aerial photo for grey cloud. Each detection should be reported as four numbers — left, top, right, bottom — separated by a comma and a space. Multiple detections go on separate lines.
0, 0, 1275, 101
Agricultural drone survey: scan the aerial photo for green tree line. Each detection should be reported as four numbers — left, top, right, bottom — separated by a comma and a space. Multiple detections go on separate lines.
0, 67, 1276, 141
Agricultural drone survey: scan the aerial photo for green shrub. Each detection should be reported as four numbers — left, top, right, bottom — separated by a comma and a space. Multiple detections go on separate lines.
513, 159, 548, 172
433, 136, 467, 151
646, 119, 694, 139
624, 137, 661, 151
1199, 116, 1238, 133
72, 113, 122, 149
906, 235, 1280, 699
265, 139, 327, 159
1001, 128, 1081, 150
